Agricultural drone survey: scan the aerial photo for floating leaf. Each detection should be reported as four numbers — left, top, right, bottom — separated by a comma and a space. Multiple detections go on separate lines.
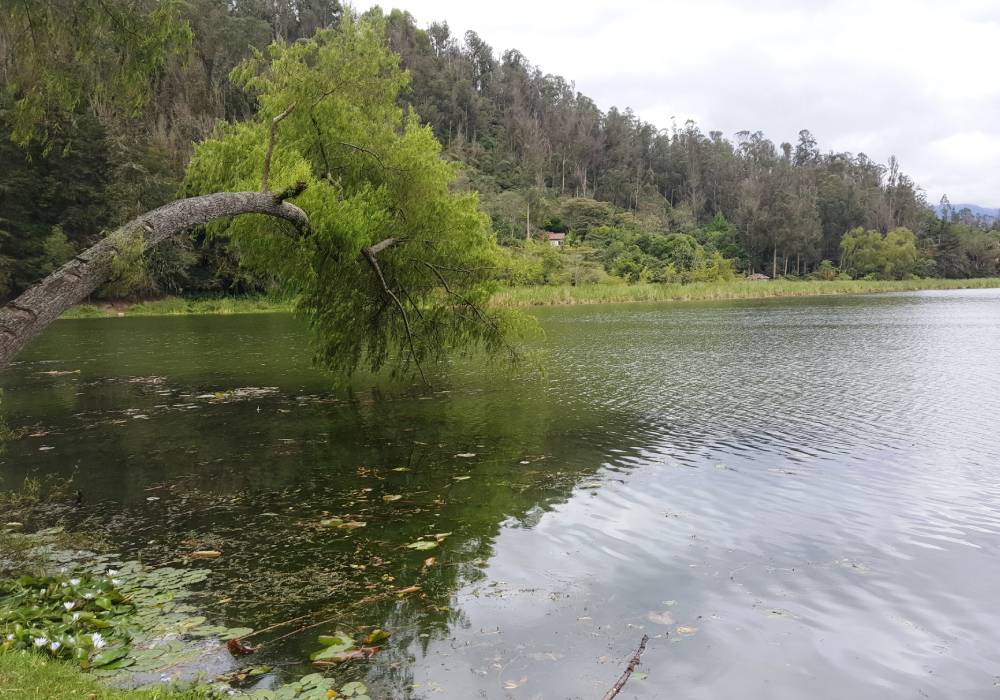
454, 453, 476, 458
340, 681, 368, 697
504, 677, 528, 689
423, 557, 437, 568
190, 550, 222, 559
312, 649, 367, 665
319, 518, 344, 527
382, 495, 402, 503
675, 625, 698, 636
316, 633, 355, 654
396, 585, 421, 596
647, 611, 675, 625
433, 532, 452, 542
92, 645, 129, 667
364, 628, 390, 645
406, 540, 438, 551
339, 521, 367, 530
220, 627, 254, 640
452, 476, 471, 481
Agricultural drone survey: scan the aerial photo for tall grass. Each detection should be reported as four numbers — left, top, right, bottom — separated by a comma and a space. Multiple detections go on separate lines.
62, 296, 293, 319
60, 278, 1000, 318
489, 277, 1000, 307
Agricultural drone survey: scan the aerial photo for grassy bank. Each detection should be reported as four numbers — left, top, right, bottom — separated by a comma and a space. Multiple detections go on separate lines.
60, 277, 1000, 319
490, 277, 1000, 307
63, 296, 293, 319
0, 652, 200, 699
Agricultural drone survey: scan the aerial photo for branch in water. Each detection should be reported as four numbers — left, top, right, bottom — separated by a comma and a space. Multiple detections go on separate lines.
602, 634, 650, 700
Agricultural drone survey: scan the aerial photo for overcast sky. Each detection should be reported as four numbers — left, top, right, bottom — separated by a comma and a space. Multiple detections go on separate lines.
354, 0, 1000, 208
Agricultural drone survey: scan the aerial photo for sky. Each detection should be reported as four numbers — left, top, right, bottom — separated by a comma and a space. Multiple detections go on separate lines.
353, 0, 1000, 208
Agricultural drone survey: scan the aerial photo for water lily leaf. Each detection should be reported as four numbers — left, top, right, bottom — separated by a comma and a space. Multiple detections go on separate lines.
406, 540, 438, 551
220, 627, 254, 640
314, 633, 355, 656
319, 518, 343, 527
364, 628, 390, 646
382, 495, 402, 502
633, 672, 649, 681
312, 649, 367, 665
340, 681, 367, 696
675, 625, 698, 636
92, 645, 129, 667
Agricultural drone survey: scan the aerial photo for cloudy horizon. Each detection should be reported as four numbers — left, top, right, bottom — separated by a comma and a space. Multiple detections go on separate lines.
354, 0, 1000, 209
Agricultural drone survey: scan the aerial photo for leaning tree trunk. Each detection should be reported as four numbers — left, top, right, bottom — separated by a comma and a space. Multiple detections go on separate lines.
0, 191, 308, 369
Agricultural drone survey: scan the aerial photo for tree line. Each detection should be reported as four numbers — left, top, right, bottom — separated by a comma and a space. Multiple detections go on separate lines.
1, 0, 997, 304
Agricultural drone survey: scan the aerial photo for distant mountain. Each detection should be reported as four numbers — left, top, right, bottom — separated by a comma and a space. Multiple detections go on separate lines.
936, 202, 1000, 220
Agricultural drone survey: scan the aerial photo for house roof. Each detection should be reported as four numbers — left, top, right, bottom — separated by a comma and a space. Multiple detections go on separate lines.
543, 232, 566, 240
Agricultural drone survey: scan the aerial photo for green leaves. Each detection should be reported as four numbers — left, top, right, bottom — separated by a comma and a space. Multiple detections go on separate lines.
406, 540, 438, 551
183, 12, 525, 380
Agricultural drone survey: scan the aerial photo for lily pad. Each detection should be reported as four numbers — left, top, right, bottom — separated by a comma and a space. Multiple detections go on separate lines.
406, 540, 438, 551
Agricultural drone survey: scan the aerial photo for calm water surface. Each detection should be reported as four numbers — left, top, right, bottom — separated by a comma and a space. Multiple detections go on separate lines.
2, 289, 1000, 699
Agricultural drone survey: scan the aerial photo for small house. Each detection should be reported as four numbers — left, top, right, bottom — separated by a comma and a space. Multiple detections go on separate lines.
543, 232, 566, 247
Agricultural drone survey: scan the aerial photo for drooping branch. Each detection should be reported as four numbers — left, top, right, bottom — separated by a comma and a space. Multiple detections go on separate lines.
422, 261, 517, 357
261, 104, 296, 192
0, 191, 309, 369
360, 239, 427, 385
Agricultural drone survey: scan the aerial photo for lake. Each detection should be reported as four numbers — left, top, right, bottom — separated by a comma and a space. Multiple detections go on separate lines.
2, 288, 1000, 699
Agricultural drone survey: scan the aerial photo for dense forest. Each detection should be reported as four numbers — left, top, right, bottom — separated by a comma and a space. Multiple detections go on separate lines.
1, 0, 998, 303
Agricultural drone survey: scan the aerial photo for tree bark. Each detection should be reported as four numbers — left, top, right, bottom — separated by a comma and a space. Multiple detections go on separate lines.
0, 191, 308, 369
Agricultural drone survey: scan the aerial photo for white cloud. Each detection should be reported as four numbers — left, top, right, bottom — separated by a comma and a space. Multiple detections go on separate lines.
353, 0, 1000, 206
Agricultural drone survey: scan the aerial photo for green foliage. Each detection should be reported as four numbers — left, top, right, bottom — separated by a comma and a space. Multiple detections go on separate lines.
840, 227, 922, 280
183, 12, 523, 377
0, 0, 192, 149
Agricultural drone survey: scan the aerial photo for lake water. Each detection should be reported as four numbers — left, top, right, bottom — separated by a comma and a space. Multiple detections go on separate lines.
2, 289, 1000, 699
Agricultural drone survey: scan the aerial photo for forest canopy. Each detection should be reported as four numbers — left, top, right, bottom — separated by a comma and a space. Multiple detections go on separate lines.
0, 0, 997, 309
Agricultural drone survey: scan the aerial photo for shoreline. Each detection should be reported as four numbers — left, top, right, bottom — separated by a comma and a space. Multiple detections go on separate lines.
59, 278, 1000, 319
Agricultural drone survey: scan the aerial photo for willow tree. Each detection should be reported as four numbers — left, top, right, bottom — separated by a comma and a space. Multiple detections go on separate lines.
0, 12, 521, 375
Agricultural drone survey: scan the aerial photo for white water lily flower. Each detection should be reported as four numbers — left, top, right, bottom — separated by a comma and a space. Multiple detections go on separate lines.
71, 612, 81, 622
63, 601, 75, 610
69, 578, 81, 586
91, 633, 106, 649
83, 592, 95, 600
49, 641, 61, 652
110, 578, 121, 586
5, 634, 13, 641
106, 569, 118, 576
33, 637, 47, 647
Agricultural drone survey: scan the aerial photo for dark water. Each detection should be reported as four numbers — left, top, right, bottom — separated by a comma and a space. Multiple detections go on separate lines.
2, 289, 1000, 699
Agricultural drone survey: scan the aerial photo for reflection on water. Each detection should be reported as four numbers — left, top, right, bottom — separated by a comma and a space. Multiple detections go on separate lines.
2, 289, 1000, 698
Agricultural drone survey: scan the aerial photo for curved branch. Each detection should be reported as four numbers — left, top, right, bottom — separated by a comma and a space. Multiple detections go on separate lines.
0, 191, 309, 369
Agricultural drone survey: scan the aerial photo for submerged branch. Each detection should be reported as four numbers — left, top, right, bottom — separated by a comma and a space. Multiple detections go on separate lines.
602, 633, 650, 700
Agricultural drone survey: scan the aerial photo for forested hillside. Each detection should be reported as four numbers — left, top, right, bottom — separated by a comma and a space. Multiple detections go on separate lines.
2, 0, 997, 303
